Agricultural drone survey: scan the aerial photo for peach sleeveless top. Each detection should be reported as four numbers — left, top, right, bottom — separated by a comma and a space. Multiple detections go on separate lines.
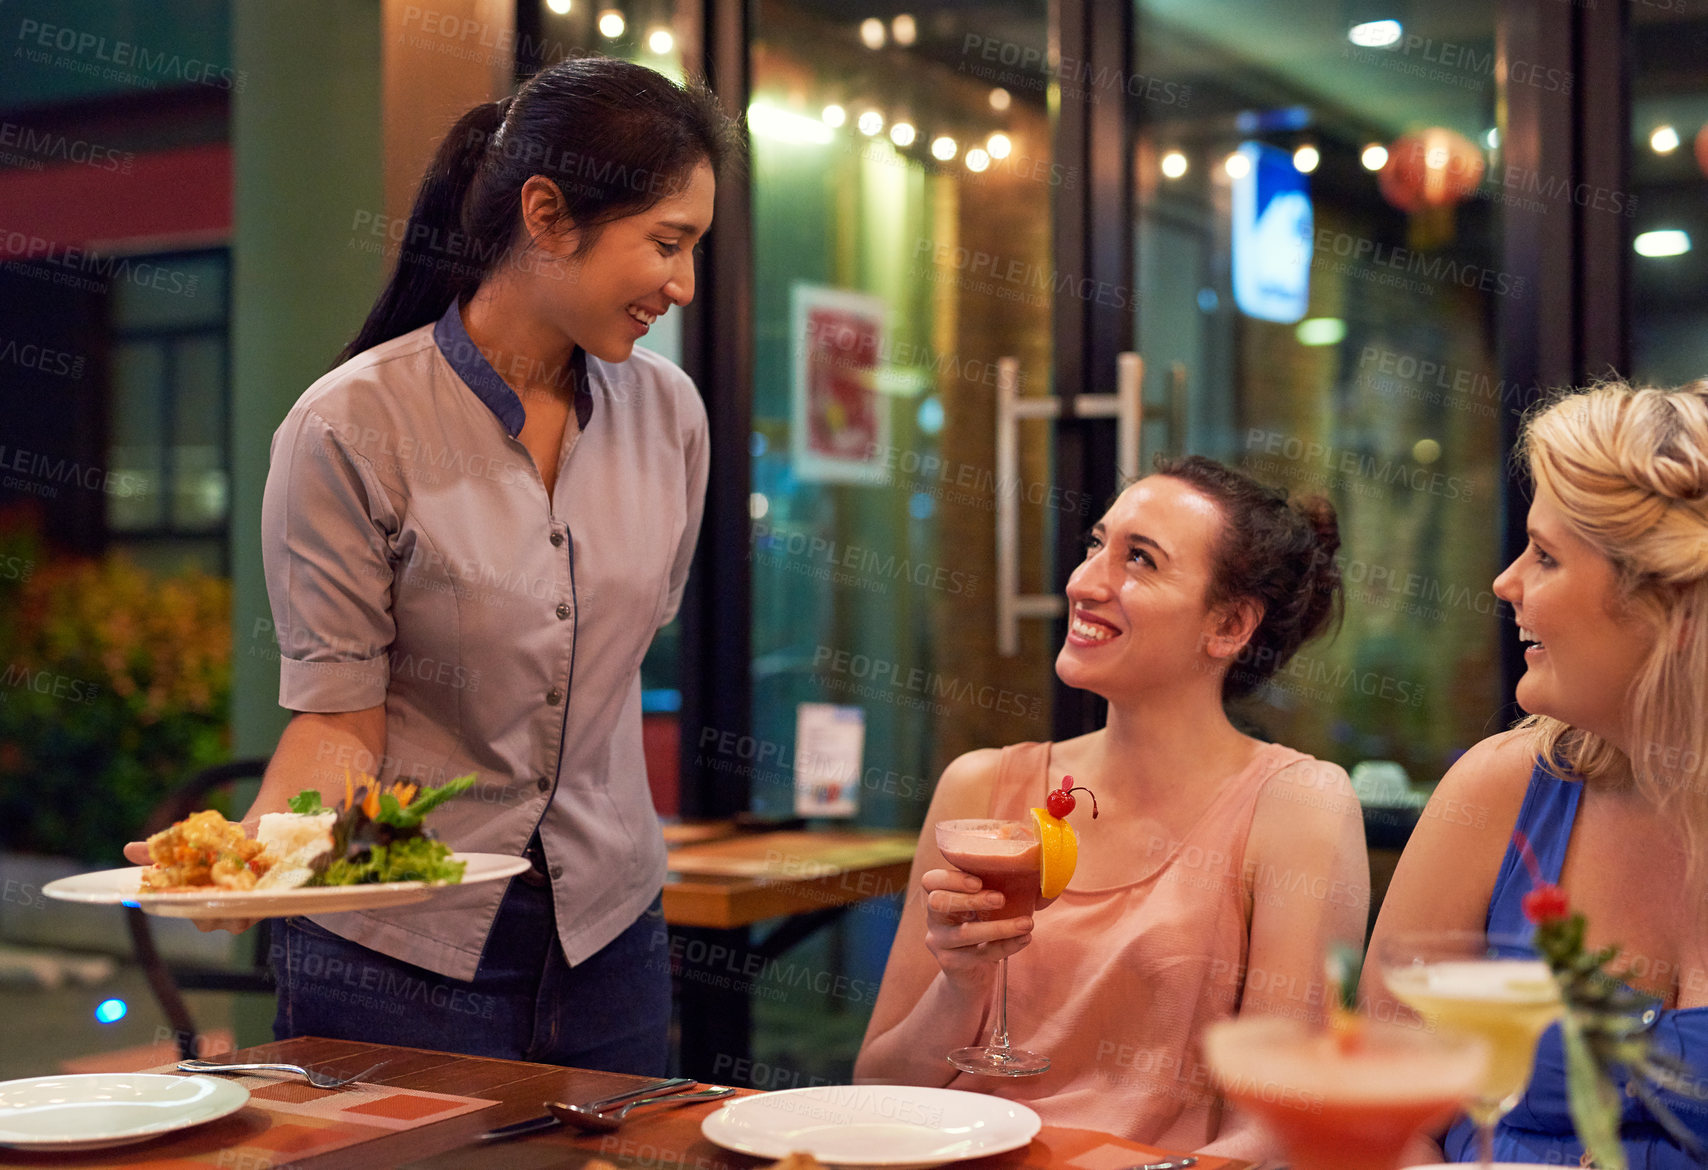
953, 740, 1312, 1148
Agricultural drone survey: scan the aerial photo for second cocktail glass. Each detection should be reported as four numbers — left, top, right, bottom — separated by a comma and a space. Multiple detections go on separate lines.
934, 818, 1049, 1076
1378, 931, 1563, 1168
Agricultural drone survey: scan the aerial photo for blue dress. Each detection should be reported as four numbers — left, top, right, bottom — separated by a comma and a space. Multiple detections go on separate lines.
1440, 761, 1708, 1166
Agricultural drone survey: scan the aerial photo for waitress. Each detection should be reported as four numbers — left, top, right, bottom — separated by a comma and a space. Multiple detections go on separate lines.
229, 57, 731, 1073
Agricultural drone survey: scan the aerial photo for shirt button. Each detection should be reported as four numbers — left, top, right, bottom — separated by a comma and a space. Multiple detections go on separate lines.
546, 688, 564, 706
556, 602, 572, 620
549, 864, 564, 880
536, 776, 550, 793
550, 530, 565, 547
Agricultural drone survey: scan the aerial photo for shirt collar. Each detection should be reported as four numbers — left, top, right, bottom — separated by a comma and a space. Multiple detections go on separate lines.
434, 301, 525, 437
433, 301, 596, 437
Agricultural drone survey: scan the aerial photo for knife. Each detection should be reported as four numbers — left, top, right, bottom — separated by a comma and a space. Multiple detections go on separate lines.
479, 1077, 695, 1143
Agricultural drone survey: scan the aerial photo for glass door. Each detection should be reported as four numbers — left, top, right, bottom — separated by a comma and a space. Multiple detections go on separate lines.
1131, 0, 1510, 794
738, 0, 1059, 1086
743, 1, 1059, 826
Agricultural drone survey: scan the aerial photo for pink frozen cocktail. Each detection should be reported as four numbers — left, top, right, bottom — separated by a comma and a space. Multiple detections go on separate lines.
936, 820, 1040, 922
933, 818, 1049, 1076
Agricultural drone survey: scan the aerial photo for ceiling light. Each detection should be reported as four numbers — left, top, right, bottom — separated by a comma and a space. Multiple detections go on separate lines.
891, 14, 917, 46
965, 148, 991, 173
1160, 151, 1188, 179
747, 103, 834, 145
821, 104, 847, 128
1295, 317, 1346, 346
988, 88, 1011, 112
1348, 19, 1403, 48
860, 18, 885, 49
1651, 125, 1681, 154
646, 27, 673, 54
857, 109, 884, 136
1293, 144, 1320, 173
1361, 142, 1389, 170
930, 136, 957, 161
544, 0, 572, 14
1634, 229, 1691, 257
597, 9, 624, 37
890, 121, 917, 148
1224, 151, 1251, 180
985, 132, 1012, 160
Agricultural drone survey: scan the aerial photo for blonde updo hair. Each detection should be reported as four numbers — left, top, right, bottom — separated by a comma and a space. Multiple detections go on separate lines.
1517, 380, 1708, 859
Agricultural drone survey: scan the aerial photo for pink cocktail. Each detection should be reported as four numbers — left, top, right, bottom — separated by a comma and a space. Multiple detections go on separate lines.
934, 819, 1049, 1077
1203, 1015, 1488, 1170
938, 829, 1040, 923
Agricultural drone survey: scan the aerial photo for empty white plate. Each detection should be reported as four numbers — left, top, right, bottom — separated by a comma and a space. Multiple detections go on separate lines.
701, 1085, 1041, 1170
0, 1073, 250, 1150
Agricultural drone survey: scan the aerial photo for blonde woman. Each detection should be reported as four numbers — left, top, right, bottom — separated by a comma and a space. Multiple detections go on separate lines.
1365, 381, 1708, 1166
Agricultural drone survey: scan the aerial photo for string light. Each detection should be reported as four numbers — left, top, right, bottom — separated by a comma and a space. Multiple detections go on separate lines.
1160, 150, 1187, 179
597, 9, 624, 37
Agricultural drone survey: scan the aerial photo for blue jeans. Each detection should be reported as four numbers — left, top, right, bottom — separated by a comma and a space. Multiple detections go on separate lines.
270, 877, 671, 1074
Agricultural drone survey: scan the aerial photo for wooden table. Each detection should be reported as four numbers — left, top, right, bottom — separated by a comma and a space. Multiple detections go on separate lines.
0, 1037, 1247, 1170
663, 826, 917, 929
662, 826, 918, 1079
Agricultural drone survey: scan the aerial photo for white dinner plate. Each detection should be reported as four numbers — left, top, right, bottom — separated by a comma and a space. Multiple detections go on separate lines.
42, 852, 531, 917
0, 1073, 250, 1150
701, 1085, 1041, 1170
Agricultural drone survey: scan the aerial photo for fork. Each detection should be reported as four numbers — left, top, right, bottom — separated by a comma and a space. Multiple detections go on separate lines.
177, 1058, 387, 1089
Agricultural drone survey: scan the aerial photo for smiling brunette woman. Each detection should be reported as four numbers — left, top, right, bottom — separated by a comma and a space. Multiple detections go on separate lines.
123, 57, 740, 1072
856, 456, 1369, 1160
1364, 382, 1708, 1167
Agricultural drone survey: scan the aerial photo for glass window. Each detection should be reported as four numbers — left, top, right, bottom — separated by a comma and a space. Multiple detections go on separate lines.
1132, 0, 1508, 791
108, 341, 166, 531
1629, 1, 1708, 386
105, 249, 230, 574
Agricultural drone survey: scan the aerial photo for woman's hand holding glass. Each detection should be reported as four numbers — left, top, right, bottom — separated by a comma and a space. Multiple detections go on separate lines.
920, 867, 1035, 984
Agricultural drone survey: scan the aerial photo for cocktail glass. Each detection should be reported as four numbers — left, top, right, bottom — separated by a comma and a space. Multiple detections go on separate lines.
934, 818, 1049, 1076
1202, 1014, 1489, 1170
1378, 931, 1563, 1168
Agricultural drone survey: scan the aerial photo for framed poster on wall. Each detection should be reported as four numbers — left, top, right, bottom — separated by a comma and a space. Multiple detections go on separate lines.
790, 283, 889, 484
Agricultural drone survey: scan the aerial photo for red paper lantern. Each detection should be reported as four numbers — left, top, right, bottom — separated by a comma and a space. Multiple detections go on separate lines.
1379, 128, 1486, 213
1696, 123, 1708, 180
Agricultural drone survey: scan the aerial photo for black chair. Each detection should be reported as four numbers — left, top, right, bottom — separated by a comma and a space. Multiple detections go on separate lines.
124, 757, 274, 1059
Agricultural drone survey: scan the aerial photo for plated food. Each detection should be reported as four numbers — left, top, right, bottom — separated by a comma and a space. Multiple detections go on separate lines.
42, 773, 532, 918
140, 774, 475, 893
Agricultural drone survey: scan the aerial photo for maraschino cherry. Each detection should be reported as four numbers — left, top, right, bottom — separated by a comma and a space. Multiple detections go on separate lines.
1045, 774, 1099, 819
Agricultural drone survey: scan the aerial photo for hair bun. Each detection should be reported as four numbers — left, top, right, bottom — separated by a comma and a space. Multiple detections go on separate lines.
1292, 494, 1341, 558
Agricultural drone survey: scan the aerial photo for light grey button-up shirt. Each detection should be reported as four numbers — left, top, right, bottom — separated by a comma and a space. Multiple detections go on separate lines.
261, 301, 707, 980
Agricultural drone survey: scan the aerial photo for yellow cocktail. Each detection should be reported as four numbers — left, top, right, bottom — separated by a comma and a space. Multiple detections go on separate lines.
1379, 933, 1562, 1167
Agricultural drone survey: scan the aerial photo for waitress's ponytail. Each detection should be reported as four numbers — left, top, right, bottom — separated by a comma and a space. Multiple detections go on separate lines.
336, 57, 738, 366
336, 99, 509, 364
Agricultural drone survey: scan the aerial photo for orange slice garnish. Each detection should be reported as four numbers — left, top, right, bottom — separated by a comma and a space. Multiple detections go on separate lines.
1030, 807, 1078, 898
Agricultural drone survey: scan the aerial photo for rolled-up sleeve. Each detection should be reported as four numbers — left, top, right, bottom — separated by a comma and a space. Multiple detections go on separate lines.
261, 407, 396, 712
659, 393, 708, 628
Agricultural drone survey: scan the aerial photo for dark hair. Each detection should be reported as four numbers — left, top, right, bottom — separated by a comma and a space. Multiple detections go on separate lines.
1150, 454, 1344, 701
338, 55, 742, 364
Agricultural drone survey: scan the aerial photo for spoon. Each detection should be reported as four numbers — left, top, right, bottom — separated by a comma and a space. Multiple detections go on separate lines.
547, 1085, 736, 1133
